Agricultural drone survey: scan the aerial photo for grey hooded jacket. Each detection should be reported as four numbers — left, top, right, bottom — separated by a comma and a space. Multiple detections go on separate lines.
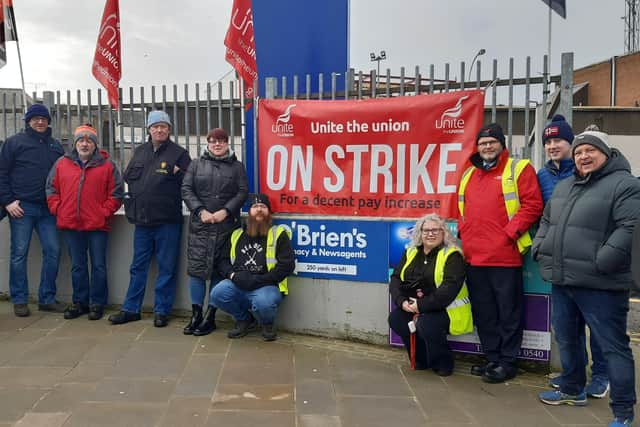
532, 149, 640, 290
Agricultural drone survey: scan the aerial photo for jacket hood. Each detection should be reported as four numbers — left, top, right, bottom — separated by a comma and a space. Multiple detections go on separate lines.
574, 148, 631, 182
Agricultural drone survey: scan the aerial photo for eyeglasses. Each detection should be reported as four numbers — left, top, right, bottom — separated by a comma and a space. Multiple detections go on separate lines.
421, 228, 442, 236
208, 139, 228, 145
477, 139, 501, 148
30, 117, 48, 123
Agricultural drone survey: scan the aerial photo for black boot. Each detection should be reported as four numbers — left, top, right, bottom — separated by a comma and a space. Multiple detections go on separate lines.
183, 304, 203, 335
193, 306, 217, 336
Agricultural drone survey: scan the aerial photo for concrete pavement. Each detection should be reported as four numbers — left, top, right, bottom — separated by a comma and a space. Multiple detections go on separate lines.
0, 301, 637, 427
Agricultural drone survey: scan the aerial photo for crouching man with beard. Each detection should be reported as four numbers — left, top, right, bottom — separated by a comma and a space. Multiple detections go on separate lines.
211, 193, 295, 341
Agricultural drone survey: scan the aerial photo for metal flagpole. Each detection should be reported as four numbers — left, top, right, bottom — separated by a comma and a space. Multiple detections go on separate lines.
14, 38, 28, 108
547, 5, 552, 74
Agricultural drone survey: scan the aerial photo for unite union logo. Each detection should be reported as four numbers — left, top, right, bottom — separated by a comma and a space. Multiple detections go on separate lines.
271, 104, 296, 137
435, 95, 468, 134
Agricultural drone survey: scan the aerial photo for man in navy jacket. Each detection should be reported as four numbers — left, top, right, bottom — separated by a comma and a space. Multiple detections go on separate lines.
0, 104, 65, 317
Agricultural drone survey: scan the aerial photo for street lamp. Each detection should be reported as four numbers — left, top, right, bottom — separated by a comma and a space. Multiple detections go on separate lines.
468, 48, 486, 81
370, 50, 387, 85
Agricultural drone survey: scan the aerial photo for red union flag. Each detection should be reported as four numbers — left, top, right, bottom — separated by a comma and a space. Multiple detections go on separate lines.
92, 0, 121, 109
224, 0, 257, 98
0, 0, 19, 69
258, 90, 485, 218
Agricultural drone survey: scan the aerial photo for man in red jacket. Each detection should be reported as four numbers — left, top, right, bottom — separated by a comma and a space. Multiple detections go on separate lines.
46, 124, 123, 320
457, 123, 543, 383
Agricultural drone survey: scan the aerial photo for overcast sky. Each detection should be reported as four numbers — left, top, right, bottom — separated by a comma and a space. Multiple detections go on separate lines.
0, 0, 626, 100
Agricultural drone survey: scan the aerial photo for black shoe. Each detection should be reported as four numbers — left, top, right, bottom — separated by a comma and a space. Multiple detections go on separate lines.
13, 304, 30, 317
183, 304, 203, 335
154, 313, 169, 327
470, 362, 498, 377
108, 310, 141, 325
64, 303, 90, 319
228, 319, 256, 339
261, 324, 277, 341
433, 367, 454, 377
193, 306, 217, 336
482, 364, 517, 384
38, 301, 67, 313
88, 305, 104, 321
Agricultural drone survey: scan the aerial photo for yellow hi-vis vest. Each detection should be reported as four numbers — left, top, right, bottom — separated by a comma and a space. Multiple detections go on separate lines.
400, 245, 473, 336
457, 157, 533, 254
230, 225, 290, 295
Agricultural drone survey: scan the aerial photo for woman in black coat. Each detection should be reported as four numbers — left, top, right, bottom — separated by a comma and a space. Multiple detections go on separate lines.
181, 128, 248, 336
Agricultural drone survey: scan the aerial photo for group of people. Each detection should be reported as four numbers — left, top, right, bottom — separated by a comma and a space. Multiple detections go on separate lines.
388, 117, 640, 427
2, 102, 640, 426
0, 105, 294, 342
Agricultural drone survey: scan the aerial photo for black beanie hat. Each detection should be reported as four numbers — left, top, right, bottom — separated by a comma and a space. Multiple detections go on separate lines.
476, 123, 505, 147
249, 193, 272, 211
543, 114, 574, 145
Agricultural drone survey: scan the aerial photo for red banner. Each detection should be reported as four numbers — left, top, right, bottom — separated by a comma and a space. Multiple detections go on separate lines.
0, 0, 18, 69
258, 91, 485, 218
92, 0, 121, 109
224, 0, 257, 99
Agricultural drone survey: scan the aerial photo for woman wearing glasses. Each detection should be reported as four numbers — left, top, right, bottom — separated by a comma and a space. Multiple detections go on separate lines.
182, 128, 248, 336
388, 213, 472, 376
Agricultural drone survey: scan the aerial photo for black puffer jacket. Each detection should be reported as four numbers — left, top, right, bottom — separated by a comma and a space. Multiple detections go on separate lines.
182, 149, 248, 279
533, 149, 640, 290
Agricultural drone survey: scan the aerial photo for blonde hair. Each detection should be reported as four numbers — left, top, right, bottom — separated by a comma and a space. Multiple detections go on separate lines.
410, 213, 459, 250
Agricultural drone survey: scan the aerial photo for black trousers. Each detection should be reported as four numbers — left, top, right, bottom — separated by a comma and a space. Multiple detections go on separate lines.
388, 308, 452, 371
466, 265, 524, 366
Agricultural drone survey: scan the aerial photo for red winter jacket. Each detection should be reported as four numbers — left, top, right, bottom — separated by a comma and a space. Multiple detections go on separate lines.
46, 149, 124, 231
457, 149, 543, 267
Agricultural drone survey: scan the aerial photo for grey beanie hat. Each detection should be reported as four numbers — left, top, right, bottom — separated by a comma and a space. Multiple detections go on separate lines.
572, 130, 611, 158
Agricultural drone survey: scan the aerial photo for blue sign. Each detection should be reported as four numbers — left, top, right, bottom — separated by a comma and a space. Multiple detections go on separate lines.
273, 218, 389, 283
247, 0, 350, 192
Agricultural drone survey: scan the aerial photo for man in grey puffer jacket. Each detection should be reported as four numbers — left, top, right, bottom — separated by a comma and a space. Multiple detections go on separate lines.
533, 129, 640, 427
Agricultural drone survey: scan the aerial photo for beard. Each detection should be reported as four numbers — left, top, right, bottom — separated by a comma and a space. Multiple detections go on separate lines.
246, 211, 273, 237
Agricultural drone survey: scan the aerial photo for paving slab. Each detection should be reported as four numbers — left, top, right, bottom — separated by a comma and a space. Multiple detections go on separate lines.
62, 402, 164, 427
337, 395, 426, 427
90, 377, 176, 403
31, 384, 95, 413
157, 396, 211, 427
111, 340, 193, 380
329, 352, 412, 397
0, 366, 72, 387
298, 414, 342, 427
0, 389, 50, 423
14, 412, 70, 427
212, 383, 294, 411
205, 410, 295, 427
174, 353, 225, 396
8, 336, 97, 367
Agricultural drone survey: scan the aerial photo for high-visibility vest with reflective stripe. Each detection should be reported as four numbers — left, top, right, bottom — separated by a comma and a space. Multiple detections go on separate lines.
400, 246, 473, 336
230, 225, 290, 295
457, 157, 533, 254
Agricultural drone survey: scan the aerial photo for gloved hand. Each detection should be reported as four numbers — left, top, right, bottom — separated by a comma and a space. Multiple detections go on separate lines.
232, 270, 258, 290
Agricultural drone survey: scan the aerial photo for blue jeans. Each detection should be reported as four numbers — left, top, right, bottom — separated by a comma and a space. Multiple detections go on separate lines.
9, 201, 60, 305
552, 285, 636, 420
210, 279, 283, 325
64, 230, 108, 306
122, 224, 182, 315
189, 276, 207, 306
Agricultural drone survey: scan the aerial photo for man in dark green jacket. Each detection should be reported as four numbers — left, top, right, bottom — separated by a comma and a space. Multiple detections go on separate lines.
533, 130, 640, 427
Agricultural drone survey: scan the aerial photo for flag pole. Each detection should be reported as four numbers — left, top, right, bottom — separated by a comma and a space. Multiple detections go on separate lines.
547, 4, 552, 74
14, 37, 27, 108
